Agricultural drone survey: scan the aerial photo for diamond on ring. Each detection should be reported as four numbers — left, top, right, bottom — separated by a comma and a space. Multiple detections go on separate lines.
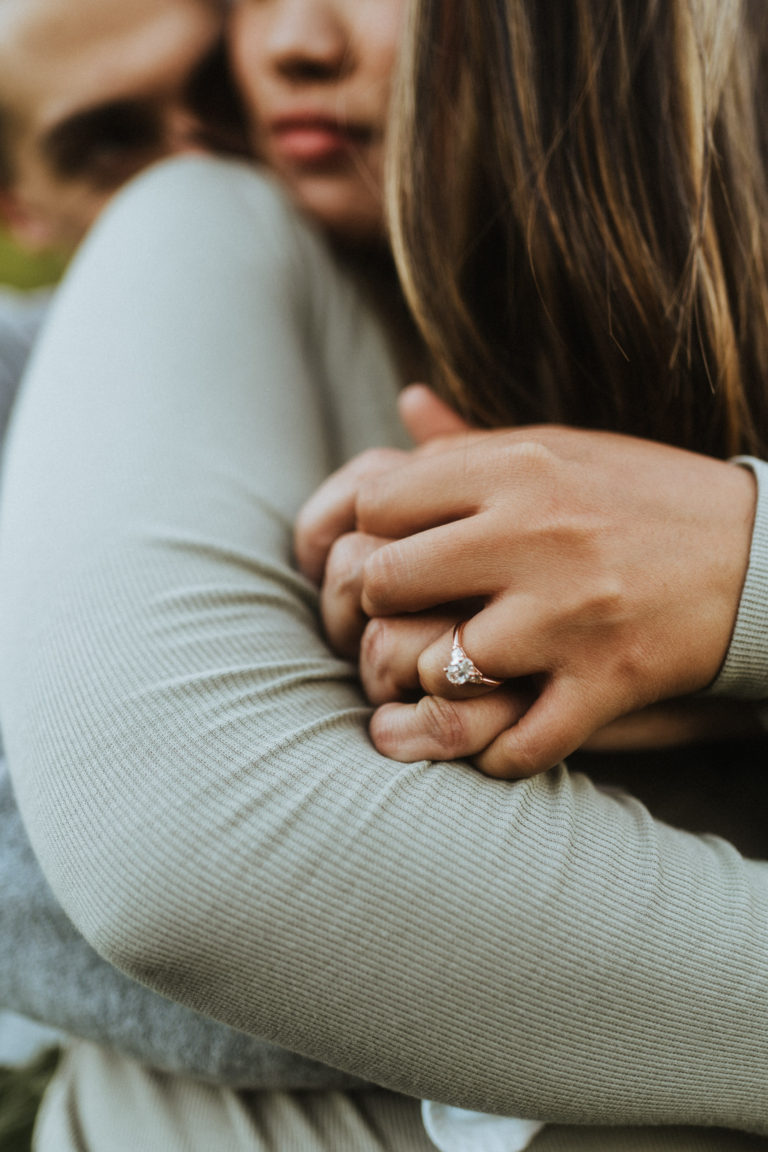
445, 651, 482, 686
444, 624, 503, 688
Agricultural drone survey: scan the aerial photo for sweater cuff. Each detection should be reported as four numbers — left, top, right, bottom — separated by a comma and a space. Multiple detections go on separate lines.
709, 456, 768, 697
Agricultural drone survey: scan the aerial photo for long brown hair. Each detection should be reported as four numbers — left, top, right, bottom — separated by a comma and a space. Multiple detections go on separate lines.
388, 0, 768, 457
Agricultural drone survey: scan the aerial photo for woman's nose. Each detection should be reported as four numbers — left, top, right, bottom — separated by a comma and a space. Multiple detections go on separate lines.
265, 0, 352, 83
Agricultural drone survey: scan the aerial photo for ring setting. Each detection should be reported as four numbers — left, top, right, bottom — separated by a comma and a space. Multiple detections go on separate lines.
444, 623, 503, 687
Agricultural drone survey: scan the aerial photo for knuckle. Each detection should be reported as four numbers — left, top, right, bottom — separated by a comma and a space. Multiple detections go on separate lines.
556, 571, 625, 630
507, 439, 556, 472
359, 618, 398, 700
354, 446, 403, 473
355, 450, 404, 522
488, 729, 543, 779
360, 616, 391, 671
590, 570, 625, 612
611, 632, 658, 698
418, 433, 456, 456
362, 544, 403, 613
293, 505, 318, 552
507, 740, 541, 778
418, 695, 468, 757
416, 646, 443, 694
324, 533, 367, 596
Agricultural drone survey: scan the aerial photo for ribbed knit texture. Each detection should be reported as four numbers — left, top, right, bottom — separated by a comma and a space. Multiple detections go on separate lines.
712, 457, 768, 697
0, 756, 362, 1088
2, 158, 768, 1148
36, 1043, 768, 1152
0, 253, 362, 1096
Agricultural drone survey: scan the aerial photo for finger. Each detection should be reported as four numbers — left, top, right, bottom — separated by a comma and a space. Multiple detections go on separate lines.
355, 444, 485, 538
356, 439, 554, 540
398, 384, 473, 444
359, 612, 457, 704
369, 688, 533, 763
294, 447, 407, 585
474, 678, 611, 779
361, 518, 507, 616
321, 532, 390, 659
413, 599, 566, 696
416, 616, 513, 698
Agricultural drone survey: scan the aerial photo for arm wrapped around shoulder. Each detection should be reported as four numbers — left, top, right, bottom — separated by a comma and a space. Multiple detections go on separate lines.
3, 157, 768, 1133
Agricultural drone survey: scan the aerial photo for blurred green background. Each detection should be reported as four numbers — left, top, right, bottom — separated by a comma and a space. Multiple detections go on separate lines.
0, 225, 66, 291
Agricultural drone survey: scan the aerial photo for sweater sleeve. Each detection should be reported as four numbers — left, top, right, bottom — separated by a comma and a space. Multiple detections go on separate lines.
3, 156, 768, 1133
0, 284, 360, 1092
0, 759, 362, 1089
710, 456, 768, 698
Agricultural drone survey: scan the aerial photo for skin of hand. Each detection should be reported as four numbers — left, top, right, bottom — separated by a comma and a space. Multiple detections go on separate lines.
295, 387, 758, 777
294, 384, 469, 586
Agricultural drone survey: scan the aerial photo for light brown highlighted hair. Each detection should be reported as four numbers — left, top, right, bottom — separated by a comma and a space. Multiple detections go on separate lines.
388, 0, 768, 457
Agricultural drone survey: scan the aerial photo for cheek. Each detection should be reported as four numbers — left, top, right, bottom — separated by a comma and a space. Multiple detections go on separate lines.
363, 2, 408, 88
370, 43, 399, 100
353, 45, 404, 126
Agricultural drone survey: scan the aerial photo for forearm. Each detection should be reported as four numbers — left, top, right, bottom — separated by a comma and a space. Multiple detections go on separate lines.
3, 157, 768, 1132
0, 283, 360, 1091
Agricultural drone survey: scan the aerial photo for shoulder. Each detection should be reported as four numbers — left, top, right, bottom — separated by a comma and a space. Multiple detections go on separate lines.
90, 156, 318, 270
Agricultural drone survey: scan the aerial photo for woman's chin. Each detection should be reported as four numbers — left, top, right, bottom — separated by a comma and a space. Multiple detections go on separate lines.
288, 177, 386, 243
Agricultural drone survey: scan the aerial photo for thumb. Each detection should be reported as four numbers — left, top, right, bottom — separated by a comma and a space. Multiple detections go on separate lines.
398, 384, 473, 444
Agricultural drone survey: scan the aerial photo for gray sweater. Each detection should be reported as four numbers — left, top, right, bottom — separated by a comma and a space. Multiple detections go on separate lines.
3, 158, 768, 1145
0, 288, 359, 1089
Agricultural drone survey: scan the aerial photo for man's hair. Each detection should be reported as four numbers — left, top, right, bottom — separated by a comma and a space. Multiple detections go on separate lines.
390, 0, 768, 459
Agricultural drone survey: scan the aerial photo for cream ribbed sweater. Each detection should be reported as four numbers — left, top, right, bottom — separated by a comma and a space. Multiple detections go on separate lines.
2, 158, 768, 1145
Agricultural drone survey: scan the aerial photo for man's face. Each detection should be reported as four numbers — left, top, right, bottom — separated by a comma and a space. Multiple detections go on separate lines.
0, 0, 227, 249
230, 0, 407, 242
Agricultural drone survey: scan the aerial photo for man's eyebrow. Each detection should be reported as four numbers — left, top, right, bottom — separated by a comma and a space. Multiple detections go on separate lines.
41, 100, 163, 181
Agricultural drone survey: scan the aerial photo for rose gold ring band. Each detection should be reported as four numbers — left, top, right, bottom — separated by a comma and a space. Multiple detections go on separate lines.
443, 622, 503, 688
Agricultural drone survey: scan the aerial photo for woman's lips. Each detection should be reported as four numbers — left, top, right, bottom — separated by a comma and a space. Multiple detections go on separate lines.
268, 118, 370, 164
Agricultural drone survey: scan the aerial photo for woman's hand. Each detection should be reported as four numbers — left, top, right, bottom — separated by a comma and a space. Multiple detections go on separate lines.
297, 413, 757, 778
295, 384, 471, 586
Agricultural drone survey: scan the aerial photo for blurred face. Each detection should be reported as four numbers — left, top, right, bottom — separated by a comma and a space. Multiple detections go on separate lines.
230, 0, 407, 241
0, 0, 226, 249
